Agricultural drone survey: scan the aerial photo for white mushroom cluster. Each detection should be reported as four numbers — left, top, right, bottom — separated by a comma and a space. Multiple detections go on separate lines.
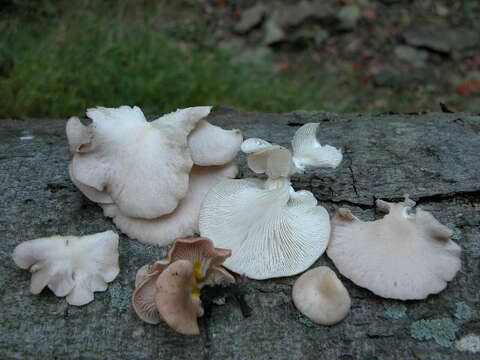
10, 105, 466, 331
12, 230, 120, 306
199, 123, 342, 280
67, 106, 242, 246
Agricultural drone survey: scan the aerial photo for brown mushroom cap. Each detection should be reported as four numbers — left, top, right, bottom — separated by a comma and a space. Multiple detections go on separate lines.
132, 237, 234, 330
155, 260, 204, 335
148, 237, 234, 286
327, 197, 462, 300
292, 267, 351, 325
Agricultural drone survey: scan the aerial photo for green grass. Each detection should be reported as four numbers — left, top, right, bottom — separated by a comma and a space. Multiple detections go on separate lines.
0, 0, 356, 118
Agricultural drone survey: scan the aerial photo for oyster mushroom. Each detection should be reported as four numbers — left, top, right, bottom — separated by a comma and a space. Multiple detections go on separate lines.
327, 197, 462, 300
67, 106, 242, 246
199, 124, 342, 279
155, 260, 204, 335
292, 266, 351, 325
132, 237, 234, 332
101, 163, 238, 246
12, 230, 120, 306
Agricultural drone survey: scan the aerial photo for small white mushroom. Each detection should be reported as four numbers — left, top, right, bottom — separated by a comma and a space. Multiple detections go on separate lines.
291, 123, 343, 172
327, 197, 462, 300
12, 230, 120, 306
199, 125, 341, 279
187, 120, 243, 166
292, 267, 351, 325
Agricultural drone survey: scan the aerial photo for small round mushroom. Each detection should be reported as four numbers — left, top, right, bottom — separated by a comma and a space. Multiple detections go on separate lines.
292, 267, 351, 325
327, 197, 462, 300
155, 260, 204, 335
12, 230, 120, 306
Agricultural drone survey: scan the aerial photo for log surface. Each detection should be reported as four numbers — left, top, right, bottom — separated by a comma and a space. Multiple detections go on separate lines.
1, 108, 479, 359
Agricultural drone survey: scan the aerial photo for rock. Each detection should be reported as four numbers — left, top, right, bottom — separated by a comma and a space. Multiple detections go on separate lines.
263, 20, 285, 45
234, 3, 266, 33
394, 45, 428, 68
1, 109, 480, 359
373, 65, 409, 87
218, 37, 246, 52
230, 47, 272, 66
271, 0, 314, 28
404, 25, 479, 54
310, 1, 337, 21
338, 5, 361, 30
314, 29, 330, 47
289, 29, 316, 48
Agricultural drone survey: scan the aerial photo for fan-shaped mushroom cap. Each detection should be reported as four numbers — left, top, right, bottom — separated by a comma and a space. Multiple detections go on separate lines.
69, 106, 209, 219
101, 163, 238, 246
188, 120, 243, 166
155, 260, 204, 335
135, 237, 234, 287
291, 123, 342, 171
132, 238, 233, 329
327, 197, 462, 300
12, 230, 119, 306
199, 178, 330, 279
292, 266, 351, 325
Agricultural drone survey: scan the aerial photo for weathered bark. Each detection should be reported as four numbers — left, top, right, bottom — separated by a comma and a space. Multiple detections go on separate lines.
1, 108, 479, 359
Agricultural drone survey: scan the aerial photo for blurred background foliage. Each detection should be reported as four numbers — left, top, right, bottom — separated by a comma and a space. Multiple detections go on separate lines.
0, 0, 478, 118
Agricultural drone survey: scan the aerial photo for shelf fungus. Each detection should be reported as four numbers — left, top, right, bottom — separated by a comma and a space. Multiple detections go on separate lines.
199, 123, 342, 279
327, 197, 462, 300
66, 106, 242, 246
132, 237, 234, 335
12, 230, 120, 306
292, 267, 351, 325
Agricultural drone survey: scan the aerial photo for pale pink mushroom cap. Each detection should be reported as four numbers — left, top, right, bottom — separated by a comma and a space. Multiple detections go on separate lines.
292, 266, 351, 325
327, 197, 462, 300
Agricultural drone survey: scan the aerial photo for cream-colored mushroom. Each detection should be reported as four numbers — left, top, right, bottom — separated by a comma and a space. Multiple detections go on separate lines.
291, 123, 343, 172
67, 105, 243, 246
12, 230, 120, 306
69, 106, 204, 219
101, 163, 238, 246
188, 120, 243, 166
199, 125, 341, 280
292, 266, 351, 325
327, 197, 462, 300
